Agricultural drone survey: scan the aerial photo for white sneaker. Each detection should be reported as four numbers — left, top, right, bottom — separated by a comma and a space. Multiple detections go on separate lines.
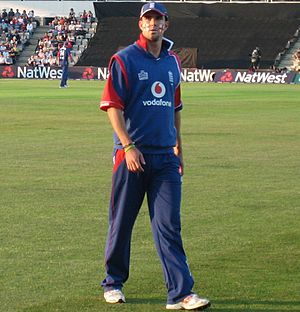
166, 293, 210, 310
104, 289, 125, 304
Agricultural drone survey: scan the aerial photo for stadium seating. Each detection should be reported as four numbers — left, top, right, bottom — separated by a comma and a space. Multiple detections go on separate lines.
77, 2, 300, 69
76, 17, 138, 67
25, 11, 97, 66
0, 8, 37, 65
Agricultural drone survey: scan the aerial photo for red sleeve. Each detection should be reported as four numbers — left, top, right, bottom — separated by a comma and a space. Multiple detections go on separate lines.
99, 55, 127, 112
175, 85, 183, 112
170, 51, 183, 112
100, 73, 124, 111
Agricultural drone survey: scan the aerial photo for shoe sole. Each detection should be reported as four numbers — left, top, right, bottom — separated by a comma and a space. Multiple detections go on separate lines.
166, 301, 211, 310
105, 298, 125, 304
105, 300, 125, 304
191, 302, 211, 311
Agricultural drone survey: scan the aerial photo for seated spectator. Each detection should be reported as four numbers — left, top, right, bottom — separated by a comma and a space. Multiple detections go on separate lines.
74, 20, 86, 36
1, 9, 8, 20
87, 11, 95, 23
21, 10, 28, 20
1, 30, 7, 41
27, 55, 37, 66
80, 10, 88, 23
68, 20, 76, 32
75, 20, 83, 32
44, 54, 57, 67
9, 42, 20, 57
67, 30, 75, 45
2, 49, 13, 64
0, 43, 6, 52
8, 8, 14, 21
37, 48, 45, 59
26, 21, 34, 35
1, 20, 8, 32
15, 9, 20, 19
291, 49, 300, 71
0, 51, 6, 64
9, 33, 20, 45
28, 10, 35, 22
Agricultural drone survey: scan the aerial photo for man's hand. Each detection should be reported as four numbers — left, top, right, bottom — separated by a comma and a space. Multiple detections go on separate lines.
174, 146, 184, 176
125, 147, 146, 173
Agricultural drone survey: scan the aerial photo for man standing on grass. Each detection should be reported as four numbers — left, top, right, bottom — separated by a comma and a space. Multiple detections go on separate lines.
99, 2, 210, 310
57, 41, 73, 88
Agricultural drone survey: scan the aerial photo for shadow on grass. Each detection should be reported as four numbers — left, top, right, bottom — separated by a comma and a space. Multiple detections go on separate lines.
22, 296, 163, 312
22, 297, 300, 312
210, 299, 300, 312
125, 297, 164, 304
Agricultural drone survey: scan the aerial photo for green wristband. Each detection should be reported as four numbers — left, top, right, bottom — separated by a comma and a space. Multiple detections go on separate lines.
124, 143, 135, 153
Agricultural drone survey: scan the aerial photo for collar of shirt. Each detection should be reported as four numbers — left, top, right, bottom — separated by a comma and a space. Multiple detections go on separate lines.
135, 33, 174, 58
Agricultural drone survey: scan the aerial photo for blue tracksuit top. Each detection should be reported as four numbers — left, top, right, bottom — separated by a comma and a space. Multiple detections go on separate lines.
100, 34, 183, 153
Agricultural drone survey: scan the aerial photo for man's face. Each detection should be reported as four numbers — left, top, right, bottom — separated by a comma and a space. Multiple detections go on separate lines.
139, 11, 168, 42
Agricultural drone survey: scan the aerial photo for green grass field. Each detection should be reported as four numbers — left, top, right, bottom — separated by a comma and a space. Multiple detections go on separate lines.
0, 80, 299, 312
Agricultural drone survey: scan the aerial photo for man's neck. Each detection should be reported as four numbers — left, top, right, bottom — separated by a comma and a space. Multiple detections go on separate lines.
147, 39, 162, 58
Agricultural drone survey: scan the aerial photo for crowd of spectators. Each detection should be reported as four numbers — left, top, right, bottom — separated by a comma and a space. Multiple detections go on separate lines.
28, 8, 96, 67
291, 48, 300, 71
0, 8, 36, 65
4, 7, 297, 71
272, 27, 300, 72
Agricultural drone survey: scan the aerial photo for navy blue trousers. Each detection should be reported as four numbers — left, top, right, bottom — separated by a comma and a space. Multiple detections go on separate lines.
101, 150, 194, 304
60, 65, 69, 87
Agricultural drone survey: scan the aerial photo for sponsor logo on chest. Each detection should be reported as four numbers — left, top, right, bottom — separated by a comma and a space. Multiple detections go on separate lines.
143, 81, 172, 107
137, 69, 174, 108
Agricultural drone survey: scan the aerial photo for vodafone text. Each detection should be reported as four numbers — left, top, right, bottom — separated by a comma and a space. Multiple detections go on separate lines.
143, 99, 172, 107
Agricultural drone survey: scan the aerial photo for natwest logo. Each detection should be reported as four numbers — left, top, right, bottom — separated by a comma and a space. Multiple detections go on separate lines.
215, 70, 293, 84
220, 71, 233, 82
151, 81, 166, 98
1, 66, 15, 78
82, 67, 95, 79
235, 71, 288, 84
181, 69, 215, 82
17, 66, 62, 79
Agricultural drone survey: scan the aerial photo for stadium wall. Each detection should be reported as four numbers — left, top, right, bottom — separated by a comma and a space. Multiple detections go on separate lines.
1, 65, 299, 84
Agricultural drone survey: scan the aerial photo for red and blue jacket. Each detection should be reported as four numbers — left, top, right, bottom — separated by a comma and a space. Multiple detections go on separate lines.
100, 34, 183, 153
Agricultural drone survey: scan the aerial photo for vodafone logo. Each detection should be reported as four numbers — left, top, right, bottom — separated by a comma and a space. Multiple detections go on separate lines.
151, 81, 166, 98
143, 81, 171, 108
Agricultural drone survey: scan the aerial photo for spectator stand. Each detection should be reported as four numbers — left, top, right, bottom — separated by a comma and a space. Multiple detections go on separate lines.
0, 7, 38, 65
26, 8, 97, 67
81, 2, 300, 70
276, 27, 300, 71
291, 48, 300, 71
